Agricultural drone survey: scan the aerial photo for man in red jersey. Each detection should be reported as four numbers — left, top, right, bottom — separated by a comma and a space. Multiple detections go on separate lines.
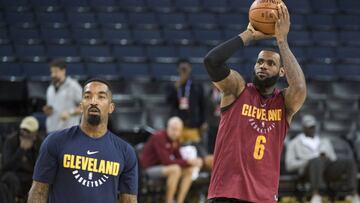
139, 117, 203, 203
203, 4, 306, 203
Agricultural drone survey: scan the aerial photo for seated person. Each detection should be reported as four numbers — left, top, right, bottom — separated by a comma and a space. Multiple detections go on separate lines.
1, 116, 41, 200
139, 117, 203, 203
286, 114, 359, 203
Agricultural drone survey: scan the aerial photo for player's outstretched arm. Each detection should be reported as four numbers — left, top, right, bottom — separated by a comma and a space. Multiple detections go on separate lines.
119, 193, 137, 203
274, 3, 306, 122
27, 181, 49, 203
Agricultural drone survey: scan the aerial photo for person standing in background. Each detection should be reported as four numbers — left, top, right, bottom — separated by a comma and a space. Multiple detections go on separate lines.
166, 58, 206, 143
42, 58, 82, 133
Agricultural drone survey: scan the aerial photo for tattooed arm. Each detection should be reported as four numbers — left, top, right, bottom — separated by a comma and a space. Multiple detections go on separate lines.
119, 193, 137, 203
27, 181, 49, 203
274, 3, 306, 123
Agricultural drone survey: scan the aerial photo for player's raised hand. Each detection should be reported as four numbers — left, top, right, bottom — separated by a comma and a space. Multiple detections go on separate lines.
247, 23, 274, 40
273, 3, 290, 43
239, 23, 274, 45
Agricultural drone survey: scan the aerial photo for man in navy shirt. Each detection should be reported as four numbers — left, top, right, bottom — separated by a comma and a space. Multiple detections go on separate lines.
28, 78, 138, 203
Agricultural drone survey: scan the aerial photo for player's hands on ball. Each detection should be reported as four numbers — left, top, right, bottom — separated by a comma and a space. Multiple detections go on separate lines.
247, 23, 274, 41
273, 3, 290, 43
239, 23, 274, 45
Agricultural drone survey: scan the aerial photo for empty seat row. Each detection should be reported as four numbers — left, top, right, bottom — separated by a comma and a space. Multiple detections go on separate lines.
1, 0, 359, 14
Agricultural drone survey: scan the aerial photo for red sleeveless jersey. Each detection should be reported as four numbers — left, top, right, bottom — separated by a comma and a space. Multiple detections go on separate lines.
208, 83, 289, 203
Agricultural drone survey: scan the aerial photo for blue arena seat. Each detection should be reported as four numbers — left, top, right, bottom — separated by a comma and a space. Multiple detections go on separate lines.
0, 29, 8, 38
133, 30, 163, 45
336, 64, 360, 81
113, 45, 146, 63
218, 13, 248, 30
227, 0, 253, 13
339, 31, 360, 46
97, 12, 127, 25
305, 63, 337, 81
40, 27, 71, 40
174, 0, 201, 12
66, 62, 86, 77
146, 46, 177, 63
191, 63, 208, 79
203, 0, 229, 13
0, 0, 28, 6
0, 45, 14, 56
187, 13, 218, 29
102, 29, 132, 44
336, 47, 360, 63
47, 44, 78, 57
310, 0, 338, 14
15, 44, 45, 57
119, 63, 150, 78
193, 29, 223, 46
288, 31, 312, 46
36, 12, 66, 24
150, 63, 177, 78
163, 29, 194, 45
128, 12, 158, 29
60, 0, 88, 7
305, 46, 336, 63
177, 46, 207, 62
89, 0, 117, 7
118, 0, 146, 12
331, 81, 360, 99
72, 28, 101, 40
67, 11, 96, 23
306, 14, 335, 30
311, 31, 338, 46
87, 63, 119, 77
9, 27, 39, 39
285, 0, 311, 14
146, 0, 173, 12
157, 13, 188, 29
291, 14, 307, 30
339, 0, 360, 14
29, 0, 59, 7
0, 63, 23, 77
80, 45, 112, 57
5, 11, 35, 24
22, 62, 49, 78
335, 15, 360, 30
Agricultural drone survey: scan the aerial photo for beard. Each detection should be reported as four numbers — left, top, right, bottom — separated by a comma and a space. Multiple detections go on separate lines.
252, 71, 280, 91
87, 114, 101, 126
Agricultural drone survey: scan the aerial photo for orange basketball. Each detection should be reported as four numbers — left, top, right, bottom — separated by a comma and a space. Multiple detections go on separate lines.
249, 0, 282, 35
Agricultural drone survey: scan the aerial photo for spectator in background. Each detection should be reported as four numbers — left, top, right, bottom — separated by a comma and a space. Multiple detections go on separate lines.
286, 114, 359, 203
166, 59, 206, 143
139, 117, 203, 203
42, 58, 82, 133
1, 116, 41, 199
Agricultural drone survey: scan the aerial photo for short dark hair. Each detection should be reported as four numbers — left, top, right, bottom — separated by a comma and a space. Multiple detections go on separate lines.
260, 48, 283, 66
83, 78, 113, 94
50, 58, 67, 70
176, 58, 191, 67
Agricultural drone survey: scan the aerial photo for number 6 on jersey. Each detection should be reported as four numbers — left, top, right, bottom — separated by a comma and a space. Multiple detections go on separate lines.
253, 135, 266, 160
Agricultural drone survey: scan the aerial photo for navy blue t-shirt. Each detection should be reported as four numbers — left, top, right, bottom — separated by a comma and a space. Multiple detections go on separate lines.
33, 126, 138, 203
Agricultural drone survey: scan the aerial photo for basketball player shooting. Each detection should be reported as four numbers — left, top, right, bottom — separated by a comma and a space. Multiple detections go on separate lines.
204, 3, 306, 203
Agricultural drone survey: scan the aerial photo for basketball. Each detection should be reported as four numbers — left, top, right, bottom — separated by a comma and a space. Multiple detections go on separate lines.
249, 0, 282, 35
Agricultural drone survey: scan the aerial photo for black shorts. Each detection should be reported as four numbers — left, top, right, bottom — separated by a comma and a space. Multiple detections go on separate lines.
207, 198, 252, 203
